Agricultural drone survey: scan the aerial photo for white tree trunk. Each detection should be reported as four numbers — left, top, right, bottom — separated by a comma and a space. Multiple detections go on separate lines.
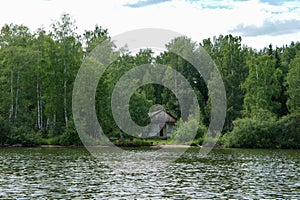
174, 70, 177, 92
37, 79, 41, 130
37, 80, 40, 129
53, 113, 56, 128
40, 84, 43, 129
14, 65, 22, 119
9, 70, 14, 122
256, 65, 259, 80
63, 59, 68, 127
46, 117, 50, 131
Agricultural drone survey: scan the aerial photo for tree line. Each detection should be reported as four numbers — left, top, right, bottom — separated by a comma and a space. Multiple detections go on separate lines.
0, 14, 299, 148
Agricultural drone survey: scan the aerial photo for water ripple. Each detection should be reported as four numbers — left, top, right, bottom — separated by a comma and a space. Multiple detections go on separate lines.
0, 147, 299, 199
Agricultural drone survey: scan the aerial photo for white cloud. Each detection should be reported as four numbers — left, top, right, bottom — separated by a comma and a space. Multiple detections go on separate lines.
0, 0, 299, 50
242, 32, 300, 50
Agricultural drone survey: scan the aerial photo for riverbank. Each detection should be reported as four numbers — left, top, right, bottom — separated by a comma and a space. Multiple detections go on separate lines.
0, 142, 200, 149
155, 144, 201, 148
0, 135, 298, 149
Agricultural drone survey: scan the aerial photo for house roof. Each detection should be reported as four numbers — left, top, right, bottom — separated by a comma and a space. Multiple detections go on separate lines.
148, 109, 177, 122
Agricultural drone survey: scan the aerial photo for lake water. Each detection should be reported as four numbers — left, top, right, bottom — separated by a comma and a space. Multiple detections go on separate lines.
0, 147, 299, 199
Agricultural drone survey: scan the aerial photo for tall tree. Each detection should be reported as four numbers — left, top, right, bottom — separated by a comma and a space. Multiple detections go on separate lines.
51, 13, 82, 130
286, 51, 300, 112
32, 29, 54, 132
201, 35, 248, 131
83, 25, 108, 55
243, 54, 282, 115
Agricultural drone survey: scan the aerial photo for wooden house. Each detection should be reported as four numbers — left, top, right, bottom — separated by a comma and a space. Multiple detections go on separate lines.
145, 109, 177, 139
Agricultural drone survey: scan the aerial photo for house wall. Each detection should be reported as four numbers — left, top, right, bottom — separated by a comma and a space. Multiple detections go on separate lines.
145, 123, 175, 138
145, 110, 177, 138
146, 124, 159, 137
166, 124, 174, 138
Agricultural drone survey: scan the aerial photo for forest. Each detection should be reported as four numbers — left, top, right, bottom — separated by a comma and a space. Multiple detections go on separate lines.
0, 14, 299, 148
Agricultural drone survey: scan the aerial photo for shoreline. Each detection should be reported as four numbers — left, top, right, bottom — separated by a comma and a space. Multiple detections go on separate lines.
155, 144, 201, 148
1, 144, 299, 150
0, 143, 202, 148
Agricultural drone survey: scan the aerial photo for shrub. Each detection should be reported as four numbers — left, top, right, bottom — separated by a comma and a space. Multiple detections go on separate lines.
171, 118, 199, 144
59, 120, 82, 146
222, 109, 300, 149
202, 135, 221, 147
222, 109, 279, 148
133, 138, 152, 146
191, 138, 204, 146
196, 124, 207, 139
277, 110, 300, 149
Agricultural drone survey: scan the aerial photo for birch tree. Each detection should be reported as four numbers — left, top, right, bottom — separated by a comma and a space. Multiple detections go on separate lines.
243, 54, 282, 115
51, 13, 82, 129
286, 52, 300, 112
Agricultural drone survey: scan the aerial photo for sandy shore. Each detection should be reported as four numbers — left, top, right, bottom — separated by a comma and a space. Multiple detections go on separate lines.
155, 144, 202, 148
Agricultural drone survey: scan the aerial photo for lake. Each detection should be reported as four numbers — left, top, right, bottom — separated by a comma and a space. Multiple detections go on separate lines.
0, 147, 299, 199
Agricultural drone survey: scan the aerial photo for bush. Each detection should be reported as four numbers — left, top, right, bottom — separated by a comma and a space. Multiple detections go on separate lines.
222, 109, 279, 148
196, 124, 207, 139
8, 132, 42, 146
171, 118, 199, 144
0, 116, 9, 145
222, 109, 300, 149
191, 138, 204, 146
59, 120, 82, 146
202, 136, 221, 147
277, 111, 300, 148
41, 136, 61, 145
114, 138, 152, 147
133, 138, 152, 146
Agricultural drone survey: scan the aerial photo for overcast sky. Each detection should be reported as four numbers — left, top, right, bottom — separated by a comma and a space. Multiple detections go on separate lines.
1, 0, 300, 50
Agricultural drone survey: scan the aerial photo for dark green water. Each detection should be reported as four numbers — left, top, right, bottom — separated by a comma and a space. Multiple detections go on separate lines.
0, 147, 299, 199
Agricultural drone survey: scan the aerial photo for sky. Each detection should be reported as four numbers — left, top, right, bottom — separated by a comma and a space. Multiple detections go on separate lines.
0, 0, 300, 50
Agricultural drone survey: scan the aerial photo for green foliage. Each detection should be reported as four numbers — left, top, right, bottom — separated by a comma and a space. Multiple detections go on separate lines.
196, 124, 207, 139
243, 55, 282, 115
202, 136, 220, 147
201, 35, 248, 131
0, 116, 8, 144
114, 138, 152, 147
6, 132, 43, 146
276, 111, 300, 148
129, 91, 153, 126
133, 138, 152, 146
190, 138, 204, 146
171, 117, 199, 144
222, 109, 278, 148
59, 120, 82, 146
222, 109, 300, 149
0, 15, 299, 149
286, 52, 300, 112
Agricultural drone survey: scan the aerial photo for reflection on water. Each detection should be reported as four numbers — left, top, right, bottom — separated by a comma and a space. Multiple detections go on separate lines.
0, 147, 299, 199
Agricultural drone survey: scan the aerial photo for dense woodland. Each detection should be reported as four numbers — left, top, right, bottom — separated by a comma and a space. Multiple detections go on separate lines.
0, 14, 299, 148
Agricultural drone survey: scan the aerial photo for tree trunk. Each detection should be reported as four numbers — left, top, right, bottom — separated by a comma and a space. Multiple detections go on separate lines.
46, 117, 50, 131
37, 80, 40, 129
9, 70, 14, 123
36, 79, 43, 130
14, 65, 22, 119
40, 83, 43, 129
63, 59, 68, 127
255, 65, 259, 80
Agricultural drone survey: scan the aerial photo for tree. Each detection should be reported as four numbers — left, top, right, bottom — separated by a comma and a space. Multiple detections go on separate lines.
51, 13, 82, 130
83, 25, 108, 55
157, 37, 207, 122
0, 24, 38, 136
201, 35, 248, 131
286, 52, 300, 112
243, 54, 282, 115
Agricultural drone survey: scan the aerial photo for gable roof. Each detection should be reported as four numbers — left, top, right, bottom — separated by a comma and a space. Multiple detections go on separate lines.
148, 109, 177, 122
